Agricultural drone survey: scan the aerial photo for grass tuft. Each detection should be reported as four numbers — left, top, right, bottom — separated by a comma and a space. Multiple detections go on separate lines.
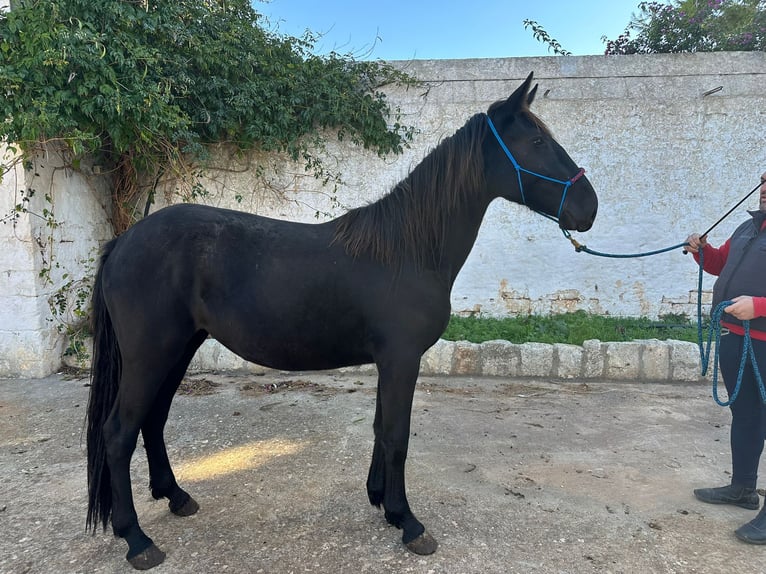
442, 311, 701, 346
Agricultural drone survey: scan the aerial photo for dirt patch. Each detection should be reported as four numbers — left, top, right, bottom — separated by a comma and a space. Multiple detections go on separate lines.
59, 366, 90, 380
240, 378, 340, 397
419, 379, 594, 399
179, 373, 368, 398
177, 377, 222, 396
419, 380, 481, 396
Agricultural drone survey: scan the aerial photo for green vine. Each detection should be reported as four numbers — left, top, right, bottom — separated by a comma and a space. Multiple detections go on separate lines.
48, 257, 95, 367
522, 20, 572, 56
0, 0, 418, 233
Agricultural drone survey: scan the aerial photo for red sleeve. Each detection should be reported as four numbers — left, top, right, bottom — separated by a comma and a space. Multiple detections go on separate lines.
749, 221, 766, 316
692, 239, 731, 276
754, 297, 766, 318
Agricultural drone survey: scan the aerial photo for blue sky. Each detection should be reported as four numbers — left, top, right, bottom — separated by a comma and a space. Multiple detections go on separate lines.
256, 0, 649, 60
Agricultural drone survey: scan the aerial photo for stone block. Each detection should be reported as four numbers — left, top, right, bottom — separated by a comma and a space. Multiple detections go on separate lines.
0, 329, 62, 378
669, 340, 706, 382
480, 340, 520, 377
637, 339, 670, 381
518, 342, 553, 377
452, 341, 481, 375
553, 343, 583, 379
604, 341, 641, 380
582, 339, 604, 379
421, 338, 454, 375
337, 363, 377, 375
190, 339, 250, 372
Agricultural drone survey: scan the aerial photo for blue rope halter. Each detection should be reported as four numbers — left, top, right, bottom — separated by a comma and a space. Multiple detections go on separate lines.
486, 114, 585, 225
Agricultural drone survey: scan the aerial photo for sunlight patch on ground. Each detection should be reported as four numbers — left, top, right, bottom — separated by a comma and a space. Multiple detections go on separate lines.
176, 438, 306, 482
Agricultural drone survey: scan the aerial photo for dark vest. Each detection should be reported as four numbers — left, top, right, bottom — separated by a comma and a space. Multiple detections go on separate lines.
711, 210, 766, 333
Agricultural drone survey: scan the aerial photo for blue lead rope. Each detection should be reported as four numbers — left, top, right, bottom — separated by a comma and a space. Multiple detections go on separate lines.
561, 230, 688, 258
487, 116, 764, 404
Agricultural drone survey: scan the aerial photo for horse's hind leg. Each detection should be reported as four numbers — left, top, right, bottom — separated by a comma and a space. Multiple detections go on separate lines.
366, 386, 386, 508
103, 365, 170, 569
142, 332, 207, 518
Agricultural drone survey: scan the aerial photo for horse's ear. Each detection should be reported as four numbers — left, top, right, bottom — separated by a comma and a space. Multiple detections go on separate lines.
487, 72, 535, 124
505, 72, 534, 112
490, 72, 534, 123
527, 84, 538, 107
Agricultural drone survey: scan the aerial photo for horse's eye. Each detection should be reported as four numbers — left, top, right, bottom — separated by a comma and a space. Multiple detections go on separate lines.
533, 137, 545, 146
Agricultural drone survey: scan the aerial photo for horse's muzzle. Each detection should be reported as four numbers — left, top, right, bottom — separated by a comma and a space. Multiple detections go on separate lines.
558, 203, 597, 232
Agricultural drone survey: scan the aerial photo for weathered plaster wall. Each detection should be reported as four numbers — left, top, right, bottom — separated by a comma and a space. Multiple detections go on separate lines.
2, 51, 764, 377
0, 147, 112, 377
0, 147, 52, 377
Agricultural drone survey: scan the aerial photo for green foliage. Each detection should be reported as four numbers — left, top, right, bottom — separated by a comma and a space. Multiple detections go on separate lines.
522, 20, 572, 55
48, 258, 95, 366
604, 0, 766, 54
0, 0, 417, 230
442, 311, 700, 345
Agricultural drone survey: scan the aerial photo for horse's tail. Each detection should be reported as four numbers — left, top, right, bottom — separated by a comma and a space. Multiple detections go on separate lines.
86, 238, 121, 533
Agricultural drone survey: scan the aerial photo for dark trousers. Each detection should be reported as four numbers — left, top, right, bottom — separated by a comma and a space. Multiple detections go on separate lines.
720, 333, 766, 489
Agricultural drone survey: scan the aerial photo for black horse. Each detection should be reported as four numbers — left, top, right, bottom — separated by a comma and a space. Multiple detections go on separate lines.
86, 72, 598, 570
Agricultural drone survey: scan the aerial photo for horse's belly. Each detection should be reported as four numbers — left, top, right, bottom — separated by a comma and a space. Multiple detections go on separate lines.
216, 331, 374, 372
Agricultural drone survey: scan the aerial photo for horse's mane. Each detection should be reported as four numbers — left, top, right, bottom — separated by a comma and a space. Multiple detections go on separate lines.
333, 94, 553, 269
333, 112, 489, 269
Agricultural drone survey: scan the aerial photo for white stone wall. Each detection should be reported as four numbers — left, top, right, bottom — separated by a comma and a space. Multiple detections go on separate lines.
1, 51, 764, 377
0, 146, 51, 376
0, 146, 112, 377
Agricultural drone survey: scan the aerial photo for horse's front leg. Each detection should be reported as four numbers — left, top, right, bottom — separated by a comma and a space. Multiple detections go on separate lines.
371, 352, 438, 555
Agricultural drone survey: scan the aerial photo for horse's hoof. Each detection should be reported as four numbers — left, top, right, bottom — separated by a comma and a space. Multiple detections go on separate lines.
170, 494, 199, 517
127, 543, 166, 570
405, 530, 438, 555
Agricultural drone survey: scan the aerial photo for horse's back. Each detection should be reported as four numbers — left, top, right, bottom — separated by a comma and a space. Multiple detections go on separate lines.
104, 203, 334, 280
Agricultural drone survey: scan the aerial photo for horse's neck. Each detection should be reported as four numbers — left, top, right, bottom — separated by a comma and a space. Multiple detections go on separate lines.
438, 194, 495, 287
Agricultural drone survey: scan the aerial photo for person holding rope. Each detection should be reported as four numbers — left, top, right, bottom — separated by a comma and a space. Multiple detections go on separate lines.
685, 171, 766, 544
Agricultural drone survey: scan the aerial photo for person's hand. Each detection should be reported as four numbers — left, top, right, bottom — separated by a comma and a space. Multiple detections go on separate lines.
684, 233, 707, 253
724, 296, 756, 321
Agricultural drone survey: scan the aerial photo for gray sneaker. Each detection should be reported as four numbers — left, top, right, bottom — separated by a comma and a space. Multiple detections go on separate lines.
735, 505, 766, 544
694, 484, 760, 510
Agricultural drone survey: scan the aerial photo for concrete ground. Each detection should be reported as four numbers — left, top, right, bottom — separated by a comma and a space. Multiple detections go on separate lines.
1, 370, 764, 574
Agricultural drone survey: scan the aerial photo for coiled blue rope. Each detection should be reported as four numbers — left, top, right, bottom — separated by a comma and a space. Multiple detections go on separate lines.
562, 233, 765, 405
695, 250, 766, 406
